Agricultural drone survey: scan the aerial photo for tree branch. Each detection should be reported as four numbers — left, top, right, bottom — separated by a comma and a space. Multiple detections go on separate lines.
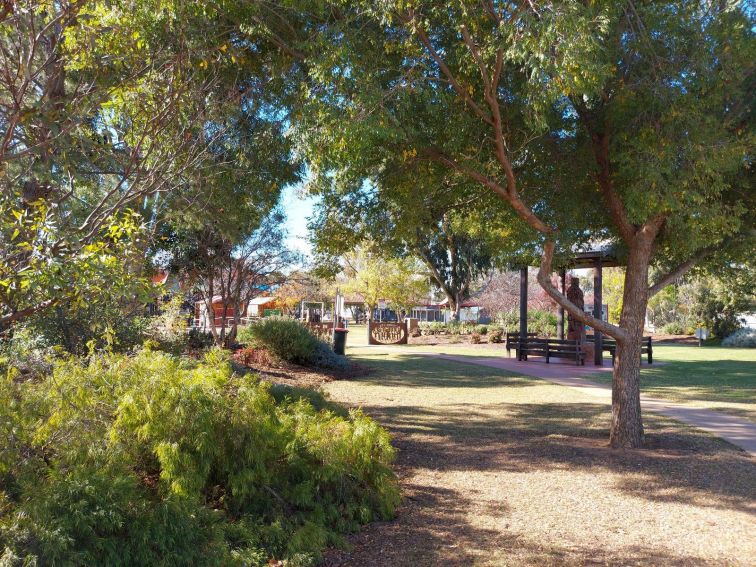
647, 245, 718, 298
537, 240, 629, 341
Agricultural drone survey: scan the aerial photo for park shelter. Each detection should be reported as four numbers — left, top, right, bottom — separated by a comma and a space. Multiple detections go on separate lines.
518, 249, 621, 366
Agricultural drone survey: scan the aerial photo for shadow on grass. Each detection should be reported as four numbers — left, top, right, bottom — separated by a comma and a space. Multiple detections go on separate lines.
364, 400, 755, 516
351, 354, 536, 389
323, 483, 503, 567
324, 478, 716, 567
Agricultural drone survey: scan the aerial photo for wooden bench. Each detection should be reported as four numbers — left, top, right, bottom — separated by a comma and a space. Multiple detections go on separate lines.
592, 336, 653, 365
508, 336, 586, 366
505, 332, 537, 357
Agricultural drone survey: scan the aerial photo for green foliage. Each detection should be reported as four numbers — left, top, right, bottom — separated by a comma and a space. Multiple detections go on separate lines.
692, 284, 744, 339
488, 328, 504, 344
495, 310, 557, 337
238, 319, 349, 371
340, 247, 429, 316
238, 318, 318, 365
0, 349, 399, 565
187, 328, 215, 350
721, 328, 756, 349
661, 322, 686, 336
649, 274, 753, 338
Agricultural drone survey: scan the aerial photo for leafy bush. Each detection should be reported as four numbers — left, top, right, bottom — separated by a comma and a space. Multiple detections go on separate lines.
494, 309, 557, 337
488, 328, 504, 343
418, 322, 446, 336
238, 317, 319, 365
310, 340, 350, 371
238, 318, 349, 370
146, 295, 192, 353
470, 333, 482, 344
475, 325, 488, 335
661, 322, 686, 335
722, 327, 756, 348
0, 349, 399, 565
233, 346, 275, 367
187, 327, 214, 349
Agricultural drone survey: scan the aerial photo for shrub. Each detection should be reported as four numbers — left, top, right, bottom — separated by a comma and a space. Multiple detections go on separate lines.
722, 328, 756, 348
418, 322, 445, 336
475, 325, 488, 335
0, 349, 399, 565
488, 328, 504, 344
238, 317, 319, 365
25, 301, 151, 354
310, 340, 350, 371
470, 333, 482, 344
529, 310, 557, 337
187, 327, 214, 350
661, 322, 686, 335
234, 346, 275, 367
238, 318, 350, 370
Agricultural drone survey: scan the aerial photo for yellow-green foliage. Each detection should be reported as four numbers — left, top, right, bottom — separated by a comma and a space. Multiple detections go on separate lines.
0, 348, 399, 565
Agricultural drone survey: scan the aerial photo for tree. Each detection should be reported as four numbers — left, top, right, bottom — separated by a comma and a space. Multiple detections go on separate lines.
169, 210, 298, 346
276, 271, 333, 316
381, 258, 430, 321
0, 1, 213, 328
415, 221, 492, 320
0, 0, 311, 331
341, 247, 427, 321
602, 268, 625, 325
296, 2, 755, 447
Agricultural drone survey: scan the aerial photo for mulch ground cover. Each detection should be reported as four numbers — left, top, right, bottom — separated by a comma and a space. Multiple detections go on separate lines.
320, 350, 756, 567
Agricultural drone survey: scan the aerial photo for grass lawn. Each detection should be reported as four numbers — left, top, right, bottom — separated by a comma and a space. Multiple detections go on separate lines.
587, 345, 756, 422
353, 331, 756, 422
322, 346, 756, 566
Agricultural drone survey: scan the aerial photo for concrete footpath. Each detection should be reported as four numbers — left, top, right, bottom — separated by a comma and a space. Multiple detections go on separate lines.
430, 353, 756, 457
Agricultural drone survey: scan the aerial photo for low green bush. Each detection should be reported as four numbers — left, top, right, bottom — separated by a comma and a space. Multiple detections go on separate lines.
238, 317, 318, 364
722, 327, 756, 348
238, 319, 351, 370
495, 309, 557, 337
418, 322, 446, 336
488, 328, 504, 343
0, 349, 399, 565
661, 322, 686, 335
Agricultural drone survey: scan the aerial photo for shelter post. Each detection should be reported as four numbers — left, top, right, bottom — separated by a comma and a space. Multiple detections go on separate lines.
557, 268, 566, 340
593, 259, 603, 366
519, 267, 528, 340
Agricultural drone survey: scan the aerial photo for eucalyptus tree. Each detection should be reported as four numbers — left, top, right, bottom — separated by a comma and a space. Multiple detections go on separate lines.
0, 0, 310, 331
295, 1, 754, 447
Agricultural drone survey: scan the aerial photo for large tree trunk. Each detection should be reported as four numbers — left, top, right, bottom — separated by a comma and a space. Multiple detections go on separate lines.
447, 293, 460, 321
610, 240, 653, 448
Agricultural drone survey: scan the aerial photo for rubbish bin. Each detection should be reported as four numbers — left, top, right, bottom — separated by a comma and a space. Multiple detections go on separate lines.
333, 328, 348, 355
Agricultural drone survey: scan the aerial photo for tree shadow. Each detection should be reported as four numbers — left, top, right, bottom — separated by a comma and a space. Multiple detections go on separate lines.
323, 352, 756, 565
364, 401, 756, 515
322, 483, 505, 567
352, 354, 537, 389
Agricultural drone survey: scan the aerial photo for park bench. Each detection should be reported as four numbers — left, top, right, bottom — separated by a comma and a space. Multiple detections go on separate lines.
590, 336, 653, 365
505, 332, 537, 357
507, 335, 587, 366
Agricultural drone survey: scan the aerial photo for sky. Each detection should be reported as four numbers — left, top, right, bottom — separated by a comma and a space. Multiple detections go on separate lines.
280, 183, 318, 261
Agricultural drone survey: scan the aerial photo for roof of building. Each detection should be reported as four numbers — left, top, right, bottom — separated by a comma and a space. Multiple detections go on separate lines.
151, 271, 170, 285
249, 296, 276, 305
